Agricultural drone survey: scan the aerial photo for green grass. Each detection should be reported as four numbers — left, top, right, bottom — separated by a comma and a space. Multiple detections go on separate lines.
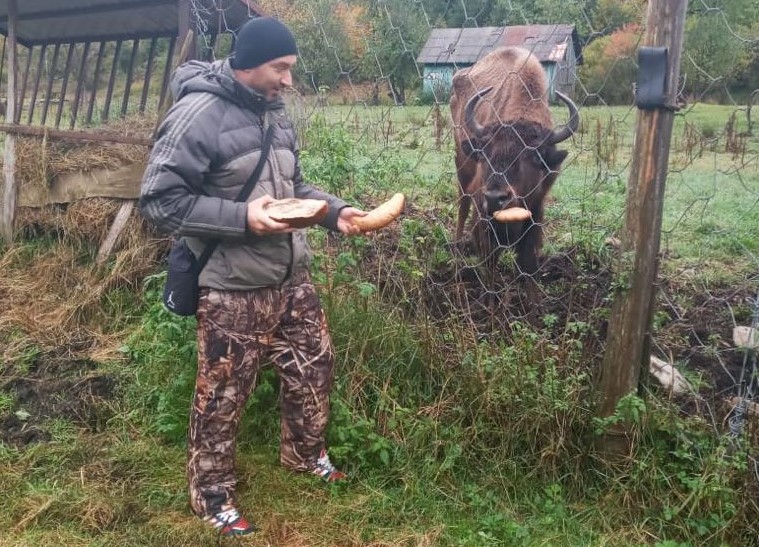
2, 102, 759, 546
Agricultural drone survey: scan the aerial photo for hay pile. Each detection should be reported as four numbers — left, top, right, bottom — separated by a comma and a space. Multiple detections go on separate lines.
14, 116, 155, 194
1, 116, 171, 359
1, 199, 170, 359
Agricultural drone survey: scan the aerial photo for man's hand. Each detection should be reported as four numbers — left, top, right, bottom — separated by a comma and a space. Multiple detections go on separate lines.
247, 195, 294, 235
337, 207, 367, 235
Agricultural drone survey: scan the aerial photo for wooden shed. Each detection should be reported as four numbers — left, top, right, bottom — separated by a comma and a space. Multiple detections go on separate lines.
416, 24, 582, 101
0, 0, 265, 246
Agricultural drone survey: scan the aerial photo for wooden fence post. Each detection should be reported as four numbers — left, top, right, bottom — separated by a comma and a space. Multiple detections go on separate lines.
1, 0, 18, 243
596, 0, 689, 455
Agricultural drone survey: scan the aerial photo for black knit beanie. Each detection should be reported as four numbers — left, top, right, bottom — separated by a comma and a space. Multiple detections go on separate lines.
230, 17, 297, 70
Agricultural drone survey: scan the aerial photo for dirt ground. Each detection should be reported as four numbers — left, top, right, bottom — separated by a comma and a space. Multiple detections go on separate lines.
1, 355, 116, 447
357, 222, 759, 425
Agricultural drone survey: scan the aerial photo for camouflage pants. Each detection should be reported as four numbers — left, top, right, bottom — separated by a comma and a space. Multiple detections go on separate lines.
187, 270, 335, 518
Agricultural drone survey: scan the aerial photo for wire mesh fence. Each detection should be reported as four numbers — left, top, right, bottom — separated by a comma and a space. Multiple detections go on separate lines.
186, 0, 759, 490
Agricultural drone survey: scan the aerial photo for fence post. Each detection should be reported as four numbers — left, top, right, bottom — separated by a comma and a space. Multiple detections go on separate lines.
1, 0, 18, 243
596, 0, 689, 455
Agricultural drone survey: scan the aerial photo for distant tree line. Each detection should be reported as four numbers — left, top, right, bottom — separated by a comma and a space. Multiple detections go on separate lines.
260, 0, 759, 105
3, 0, 756, 109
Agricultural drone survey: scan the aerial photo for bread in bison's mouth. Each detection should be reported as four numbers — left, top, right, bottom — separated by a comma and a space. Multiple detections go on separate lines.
264, 198, 329, 228
492, 207, 532, 223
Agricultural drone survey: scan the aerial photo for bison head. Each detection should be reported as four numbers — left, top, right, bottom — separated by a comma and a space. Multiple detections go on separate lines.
462, 87, 579, 218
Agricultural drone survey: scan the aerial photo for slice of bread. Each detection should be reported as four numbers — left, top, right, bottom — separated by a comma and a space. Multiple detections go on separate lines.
264, 198, 329, 228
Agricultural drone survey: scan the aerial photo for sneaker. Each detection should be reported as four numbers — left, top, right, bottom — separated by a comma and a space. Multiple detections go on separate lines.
311, 448, 347, 482
203, 507, 256, 537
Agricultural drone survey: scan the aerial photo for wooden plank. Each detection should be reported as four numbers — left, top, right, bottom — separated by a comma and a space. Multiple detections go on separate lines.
27, 44, 46, 124
39, 43, 61, 125
15, 44, 33, 123
0, 124, 153, 146
1, 0, 18, 242
597, 0, 689, 456
55, 43, 76, 128
23, 30, 175, 48
139, 38, 158, 114
70, 41, 91, 129
157, 36, 176, 115
0, 0, 177, 23
95, 201, 136, 265
102, 40, 123, 122
19, 164, 144, 206
0, 36, 6, 99
153, 31, 194, 136
19, 162, 147, 206
121, 39, 140, 118
178, 0, 196, 61
86, 41, 107, 125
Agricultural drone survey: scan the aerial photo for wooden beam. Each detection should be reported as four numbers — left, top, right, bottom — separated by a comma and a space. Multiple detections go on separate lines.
39, 43, 61, 125
178, 0, 196, 60
0, 0, 177, 23
0, 124, 153, 146
153, 31, 194, 136
15, 44, 33, 123
70, 41, 91, 129
55, 43, 76, 128
140, 38, 159, 114
95, 201, 136, 265
121, 39, 140, 118
1, 0, 18, 242
102, 40, 123, 122
27, 44, 46, 124
22, 31, 176, 48
157, 37, 176, 116
86, 41, 107, 125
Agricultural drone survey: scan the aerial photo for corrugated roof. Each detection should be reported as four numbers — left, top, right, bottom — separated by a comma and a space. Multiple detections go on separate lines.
417, 24, 580, 66
0, 0, 264, 46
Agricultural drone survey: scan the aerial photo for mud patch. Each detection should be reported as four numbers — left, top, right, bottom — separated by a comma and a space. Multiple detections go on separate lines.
0, 356, 117, 448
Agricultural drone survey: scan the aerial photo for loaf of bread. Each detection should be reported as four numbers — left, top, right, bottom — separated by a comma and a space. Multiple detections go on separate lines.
351, 193, 406, 232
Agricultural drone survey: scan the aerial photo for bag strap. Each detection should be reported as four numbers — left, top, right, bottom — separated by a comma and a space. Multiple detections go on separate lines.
193, 122, 276, 272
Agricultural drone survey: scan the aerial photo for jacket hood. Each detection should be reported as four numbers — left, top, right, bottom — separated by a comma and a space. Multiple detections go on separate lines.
170, 59, 283, 113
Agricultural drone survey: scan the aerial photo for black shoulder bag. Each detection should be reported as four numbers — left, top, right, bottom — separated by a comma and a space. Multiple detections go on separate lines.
162, 124, 275, 316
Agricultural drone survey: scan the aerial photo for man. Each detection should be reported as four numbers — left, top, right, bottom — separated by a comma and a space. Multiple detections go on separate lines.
139, 17, 365, 537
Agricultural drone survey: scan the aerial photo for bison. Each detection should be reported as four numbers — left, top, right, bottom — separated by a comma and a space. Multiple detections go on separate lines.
450, 46, 579, 307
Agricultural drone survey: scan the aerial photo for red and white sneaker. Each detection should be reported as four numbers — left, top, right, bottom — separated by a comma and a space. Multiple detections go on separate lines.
203, 507, 256, 537
311, 448, 347, 482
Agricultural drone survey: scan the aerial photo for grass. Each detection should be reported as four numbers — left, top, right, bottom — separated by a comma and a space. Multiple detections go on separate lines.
1, 101, 759, 546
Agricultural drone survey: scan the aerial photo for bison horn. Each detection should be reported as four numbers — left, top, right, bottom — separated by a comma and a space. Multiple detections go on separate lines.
463, 86, 493, 138
547, 90, 580, 145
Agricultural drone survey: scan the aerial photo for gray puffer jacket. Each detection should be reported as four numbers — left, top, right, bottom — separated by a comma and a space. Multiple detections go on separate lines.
140, 60, 347, 290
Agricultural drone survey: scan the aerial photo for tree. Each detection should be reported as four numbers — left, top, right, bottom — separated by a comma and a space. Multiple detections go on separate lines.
590, 0, 644, 37
681, 8, 752, 100
361, 0, 429, 105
